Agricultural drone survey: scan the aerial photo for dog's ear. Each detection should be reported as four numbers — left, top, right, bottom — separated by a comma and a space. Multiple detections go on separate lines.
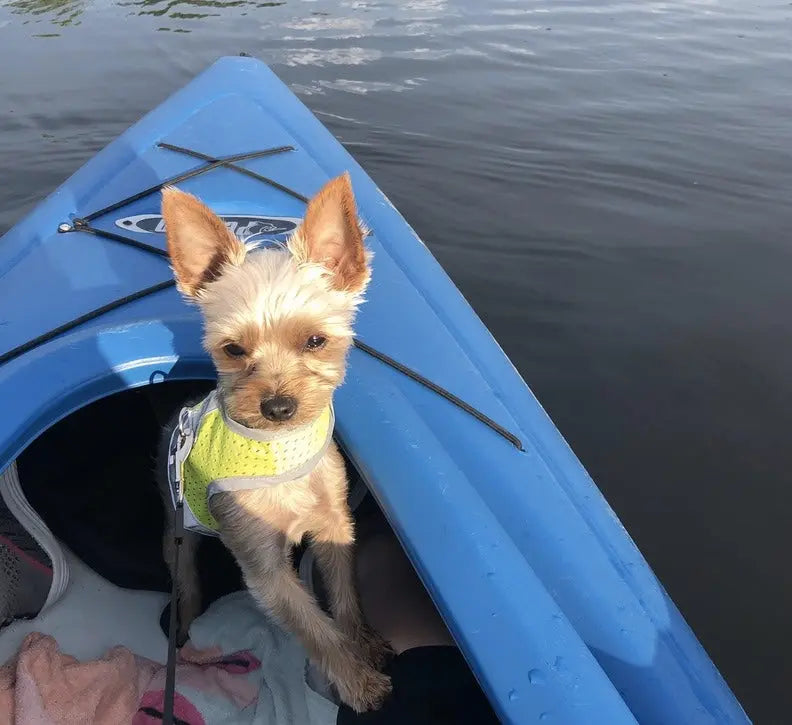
290, 173, 370, 292
161, 187, 247, 297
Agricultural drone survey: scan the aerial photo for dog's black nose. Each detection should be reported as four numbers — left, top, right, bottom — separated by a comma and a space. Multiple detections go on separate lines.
260, 395, 297, 422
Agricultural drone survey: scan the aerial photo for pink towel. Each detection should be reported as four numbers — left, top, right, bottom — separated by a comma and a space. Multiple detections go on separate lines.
0, 632, 157, 725
0, 633, 260, 725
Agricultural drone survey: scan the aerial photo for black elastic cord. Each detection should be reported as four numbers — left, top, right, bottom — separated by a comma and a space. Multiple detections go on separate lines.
0, 280, 175, 367
67, 219, 169, 257
82, 146, 294, 222
2, 140, 523, 450
158, 142, 309, 203
353, 339, 523, 450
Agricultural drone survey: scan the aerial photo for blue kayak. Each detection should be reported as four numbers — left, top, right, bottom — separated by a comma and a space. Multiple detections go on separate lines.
0, 56, 748, 724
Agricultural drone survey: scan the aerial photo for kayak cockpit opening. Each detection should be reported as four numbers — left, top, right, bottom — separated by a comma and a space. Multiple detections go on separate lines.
0, 382, 498, 722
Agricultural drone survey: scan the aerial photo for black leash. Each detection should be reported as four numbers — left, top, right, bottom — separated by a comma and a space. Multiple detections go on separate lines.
0, 141, 523, 725
162, 502, 184, 725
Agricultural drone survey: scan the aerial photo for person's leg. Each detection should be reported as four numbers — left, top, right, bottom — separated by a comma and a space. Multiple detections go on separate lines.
337, 508, 499, 724
354, 528, 454, 655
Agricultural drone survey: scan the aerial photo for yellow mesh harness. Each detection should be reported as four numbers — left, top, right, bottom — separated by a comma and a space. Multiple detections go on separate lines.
167, 392, 334, 535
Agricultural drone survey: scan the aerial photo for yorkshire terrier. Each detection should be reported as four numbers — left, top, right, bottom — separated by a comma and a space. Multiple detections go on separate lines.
157, 174, 392, 712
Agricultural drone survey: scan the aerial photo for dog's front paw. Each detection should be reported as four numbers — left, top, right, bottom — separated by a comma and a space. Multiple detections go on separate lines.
176, 624, 191, 647
337, 665, 393, 713
356, 625, 393, 670
175, 597, 201, 646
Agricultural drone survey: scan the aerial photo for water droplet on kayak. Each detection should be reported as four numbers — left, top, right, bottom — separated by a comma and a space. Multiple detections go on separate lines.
508, 689, 518, 702
528, 668, 545, 685
553, 656, 566, 672
539, 712, 550, 720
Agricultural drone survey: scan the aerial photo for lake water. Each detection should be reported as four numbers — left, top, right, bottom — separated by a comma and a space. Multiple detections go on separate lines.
1, 0, 790, 719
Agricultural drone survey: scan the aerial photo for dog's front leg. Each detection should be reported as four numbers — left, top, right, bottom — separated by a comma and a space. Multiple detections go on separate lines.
214, 498, 392, 713
309, 515, 393, 670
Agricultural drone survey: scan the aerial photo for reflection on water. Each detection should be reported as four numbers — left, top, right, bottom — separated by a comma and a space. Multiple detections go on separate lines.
119, 0, 284, 22
2, 0, 453, 37
7, 0, 82, 27
1, 0, 791, 720
5, 0, 288, 30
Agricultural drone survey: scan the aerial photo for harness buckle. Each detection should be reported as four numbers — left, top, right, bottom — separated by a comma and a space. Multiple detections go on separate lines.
176, 407, 192, 448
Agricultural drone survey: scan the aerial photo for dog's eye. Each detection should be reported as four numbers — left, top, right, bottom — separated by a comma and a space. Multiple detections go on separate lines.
305, 335, 327, 351
223, 343, 247, 358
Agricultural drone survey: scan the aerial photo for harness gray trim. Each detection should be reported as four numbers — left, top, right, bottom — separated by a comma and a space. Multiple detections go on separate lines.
208, 410, 334, 494
217, 393, 332, 443
167, 391, 335, 536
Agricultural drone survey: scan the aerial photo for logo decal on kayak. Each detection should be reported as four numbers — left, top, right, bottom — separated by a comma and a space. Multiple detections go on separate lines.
115, 214, 301, 244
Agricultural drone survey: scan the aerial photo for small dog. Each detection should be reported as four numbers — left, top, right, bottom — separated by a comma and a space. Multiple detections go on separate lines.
157, 174, 392, 712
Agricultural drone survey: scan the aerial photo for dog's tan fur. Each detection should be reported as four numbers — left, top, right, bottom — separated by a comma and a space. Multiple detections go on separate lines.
158, 174, 392, 712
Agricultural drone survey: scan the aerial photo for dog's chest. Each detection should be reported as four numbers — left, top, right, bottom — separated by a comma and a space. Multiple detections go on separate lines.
223, 473, 321, 543
210, 445, 348, 545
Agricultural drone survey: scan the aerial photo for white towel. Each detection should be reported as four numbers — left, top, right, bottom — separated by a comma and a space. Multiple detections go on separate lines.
185, 591, 339, 725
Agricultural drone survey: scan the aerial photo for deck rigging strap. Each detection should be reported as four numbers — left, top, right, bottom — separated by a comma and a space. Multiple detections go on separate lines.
80, 144, 296, 223
0, 279, 176, 367
0, 140, 524, 725
158, 142, 310, 203
0, 211, 525, 451
351, 339, 523, 451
